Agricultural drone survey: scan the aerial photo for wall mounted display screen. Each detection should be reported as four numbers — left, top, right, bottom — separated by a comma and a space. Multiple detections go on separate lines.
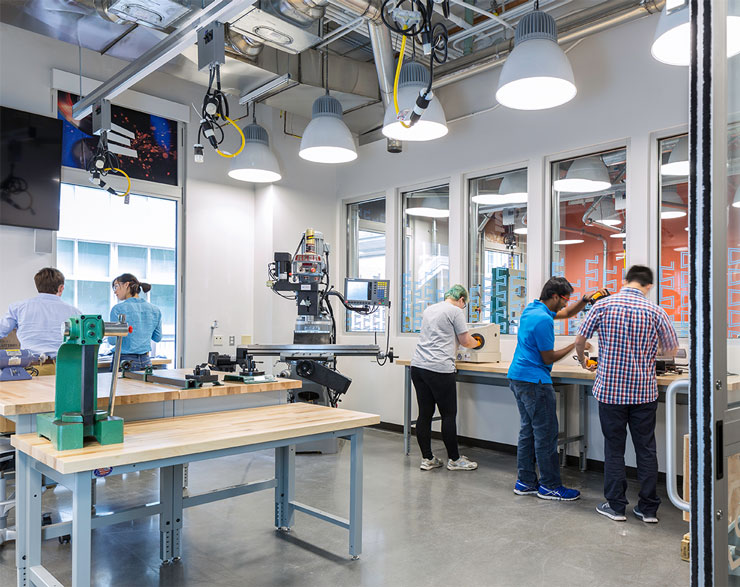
57, 91, 178, 186
0, 106, 63, 230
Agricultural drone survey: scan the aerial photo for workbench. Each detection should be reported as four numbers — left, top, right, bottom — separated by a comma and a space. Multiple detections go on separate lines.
12, 403, 380, 587
0, 370, 302, 548
398, 360, 740, 468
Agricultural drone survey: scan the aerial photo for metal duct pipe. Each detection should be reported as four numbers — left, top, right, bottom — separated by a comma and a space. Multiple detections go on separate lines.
433, 0, 666, 90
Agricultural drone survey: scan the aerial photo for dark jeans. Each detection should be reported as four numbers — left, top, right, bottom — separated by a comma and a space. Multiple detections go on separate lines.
410, 367, 460, 461
509, 379, 561, 489
598, 400, 661, 516
112, 353, 152, 372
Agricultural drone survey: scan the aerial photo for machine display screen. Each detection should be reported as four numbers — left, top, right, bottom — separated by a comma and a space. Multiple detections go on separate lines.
344, 278, 391, 307
346, 280, 371, 302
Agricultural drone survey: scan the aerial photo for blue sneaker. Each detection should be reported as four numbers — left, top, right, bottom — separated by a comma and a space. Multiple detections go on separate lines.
513, 480, 539, 495
537, 485, 580, 501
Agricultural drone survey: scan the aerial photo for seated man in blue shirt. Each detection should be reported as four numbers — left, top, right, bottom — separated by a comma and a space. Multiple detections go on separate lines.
507, 277, 603, 501
0, 267, 81, 358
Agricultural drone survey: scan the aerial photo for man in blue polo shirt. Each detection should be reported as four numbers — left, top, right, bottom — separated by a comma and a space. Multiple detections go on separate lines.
508, 277, 603, 501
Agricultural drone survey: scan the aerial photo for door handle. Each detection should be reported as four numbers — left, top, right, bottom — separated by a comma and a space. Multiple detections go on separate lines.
666, 379, 690, 512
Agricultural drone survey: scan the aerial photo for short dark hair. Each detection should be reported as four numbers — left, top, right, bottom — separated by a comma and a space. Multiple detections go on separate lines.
34, 267, 65, 294
539, 277, 574, 301
625, 265, 654, 287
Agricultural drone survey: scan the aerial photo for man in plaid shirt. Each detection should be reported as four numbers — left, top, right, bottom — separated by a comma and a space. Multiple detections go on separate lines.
575, 265, 678, 523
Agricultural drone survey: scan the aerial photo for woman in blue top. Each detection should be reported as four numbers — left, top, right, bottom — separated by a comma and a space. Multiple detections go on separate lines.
109, 273, 162, 371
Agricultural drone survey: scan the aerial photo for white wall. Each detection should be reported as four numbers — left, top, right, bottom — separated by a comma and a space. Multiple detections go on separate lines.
333, 13, 693, 470
0, 23, 256, 368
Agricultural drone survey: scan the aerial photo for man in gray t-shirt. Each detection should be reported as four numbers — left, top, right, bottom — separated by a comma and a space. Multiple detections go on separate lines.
410, 285, 480, 472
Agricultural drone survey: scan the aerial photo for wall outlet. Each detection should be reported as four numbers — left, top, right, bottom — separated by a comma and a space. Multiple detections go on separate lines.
241, 335, 252, 345
228, 335, 235, 346
213, 335, 223, 346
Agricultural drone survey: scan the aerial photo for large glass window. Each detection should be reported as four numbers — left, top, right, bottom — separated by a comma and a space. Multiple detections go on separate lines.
401, 185, 449, 333
658, 134, 690, 338
346, 198, 387, 332
728, 123, 740, 340
551, 147, 627, 335
468, 169, 528, 333
57, 184, 178, 360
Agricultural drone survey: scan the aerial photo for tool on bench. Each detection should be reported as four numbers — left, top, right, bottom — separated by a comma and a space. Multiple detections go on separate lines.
37, 314, 131, 450
0, 349, 41, 381
121, 364, 222, 389
221, 351, 277, 384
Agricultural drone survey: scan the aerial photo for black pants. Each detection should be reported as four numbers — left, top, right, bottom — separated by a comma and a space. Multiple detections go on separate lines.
411, 366, 459, 461
598, 400, 661, 516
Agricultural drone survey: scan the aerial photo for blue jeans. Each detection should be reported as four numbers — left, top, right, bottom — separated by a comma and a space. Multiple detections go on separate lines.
509, 379, 561, 489
114, 353, 151, 372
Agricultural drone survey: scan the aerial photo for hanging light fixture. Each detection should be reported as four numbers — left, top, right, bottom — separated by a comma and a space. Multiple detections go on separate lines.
228, 109, 281, 183
661, 136, 688, 176
609, 232, 627, 239
661, 189, 687, 219
495, 7, 576, 110
514, 212, 528, 235
651, 1, 740, 66
553, 238, 585, 245
732, 184, 740, 208
586, 196, 622, 226
472, 171, 527, 205
553, 156, 611, 193
405, 195, 449, 218
382, 61, 448, 142
299, 50, 357, 164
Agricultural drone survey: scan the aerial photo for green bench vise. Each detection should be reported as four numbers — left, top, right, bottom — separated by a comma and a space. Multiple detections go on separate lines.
37, 314, 131, 451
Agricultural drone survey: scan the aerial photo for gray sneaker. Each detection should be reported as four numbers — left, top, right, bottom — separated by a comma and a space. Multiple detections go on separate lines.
633, 507, 659, 523
447, 455, 478, 471
420, 456, 443, 470
596, 502, 627, 521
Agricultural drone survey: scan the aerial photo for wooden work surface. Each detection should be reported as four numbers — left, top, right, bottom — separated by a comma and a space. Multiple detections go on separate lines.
396, 359, 740, 392
12, 403, 380, 474
0, 370, 301, 417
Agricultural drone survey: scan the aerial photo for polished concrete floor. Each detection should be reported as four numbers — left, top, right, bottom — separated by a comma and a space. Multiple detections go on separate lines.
0, 428, 689, 586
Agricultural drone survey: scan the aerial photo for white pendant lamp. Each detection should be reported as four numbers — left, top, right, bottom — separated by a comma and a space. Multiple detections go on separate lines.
609, 232, 627, 239
553, 238, 585, 245
228, 122, 281, 183
495, 9, 576, 110
661, 136, 688, 176
299, 94, 357, 164
553, 156, 611, 193
405, 196, 449, 218
733, 184, 740, 208
514, 212, 528, 235
651, 2, 740, 66
472, 171, 528, 205
661, 189, 687, 219
382, 61, 448, 141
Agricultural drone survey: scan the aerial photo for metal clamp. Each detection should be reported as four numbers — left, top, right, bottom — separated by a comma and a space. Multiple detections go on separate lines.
666, 379, 690, 512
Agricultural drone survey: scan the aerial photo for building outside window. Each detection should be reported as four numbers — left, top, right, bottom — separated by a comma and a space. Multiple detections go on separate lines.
468, 169, 528, 333
346, 198, 387, 332
401, 185, 449, 333
551, 147, 627, 335
56, 183, 178, 360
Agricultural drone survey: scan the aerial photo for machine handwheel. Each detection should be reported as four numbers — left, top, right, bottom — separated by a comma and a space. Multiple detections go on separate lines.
471, 333, 484, 350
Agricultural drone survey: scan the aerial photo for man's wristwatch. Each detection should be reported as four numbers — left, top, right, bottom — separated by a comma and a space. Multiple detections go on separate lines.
581, 294, 590, 304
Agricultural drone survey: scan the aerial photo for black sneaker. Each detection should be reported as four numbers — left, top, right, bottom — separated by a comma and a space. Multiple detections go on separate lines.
596, 502, 626, 521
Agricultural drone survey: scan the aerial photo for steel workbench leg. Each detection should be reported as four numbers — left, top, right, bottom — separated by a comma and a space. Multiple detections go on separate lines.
580, 385, 588, 472
72, 472, 93, 587
559, 386, 567, 467
15, 451, 38, 587
404, 366, 411, 456
159, 466, 174, 562
171, 464, 183, 561
275, 445, 295, 531
349, 429, 364, 559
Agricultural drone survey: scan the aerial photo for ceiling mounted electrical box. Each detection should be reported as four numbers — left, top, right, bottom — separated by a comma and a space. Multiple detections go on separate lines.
105, 0, 192, 30
229, 1, 322, 54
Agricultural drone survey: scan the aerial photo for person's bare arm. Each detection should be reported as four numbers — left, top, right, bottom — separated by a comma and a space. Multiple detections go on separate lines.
457, 332, 479, 349
555, 289, 609, 320
540, 343, 575, 364
575, 335, 596, 370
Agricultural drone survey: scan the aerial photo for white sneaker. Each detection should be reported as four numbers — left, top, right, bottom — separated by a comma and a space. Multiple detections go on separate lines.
447, 455, 478, 471
420, 456, 443, 470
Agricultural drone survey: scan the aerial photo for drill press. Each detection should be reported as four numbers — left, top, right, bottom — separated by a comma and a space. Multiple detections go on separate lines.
36, 314, 131, 451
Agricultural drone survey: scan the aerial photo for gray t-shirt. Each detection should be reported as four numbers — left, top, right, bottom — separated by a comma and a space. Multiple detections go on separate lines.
411, 301, 469, 373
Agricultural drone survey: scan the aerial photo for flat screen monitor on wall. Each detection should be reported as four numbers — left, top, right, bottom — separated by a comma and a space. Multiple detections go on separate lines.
0, 106, 63, 231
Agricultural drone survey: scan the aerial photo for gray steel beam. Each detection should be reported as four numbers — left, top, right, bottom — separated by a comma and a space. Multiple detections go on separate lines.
72, 0, 258, 119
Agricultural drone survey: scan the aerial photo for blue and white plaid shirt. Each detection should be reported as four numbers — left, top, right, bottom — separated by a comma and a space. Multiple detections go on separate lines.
578, 287, 679, 404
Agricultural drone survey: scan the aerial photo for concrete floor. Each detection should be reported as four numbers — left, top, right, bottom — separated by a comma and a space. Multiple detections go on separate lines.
0, 428, 689, 586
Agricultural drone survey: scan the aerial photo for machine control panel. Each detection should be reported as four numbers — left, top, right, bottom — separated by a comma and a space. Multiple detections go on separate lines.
344, 278, 391, 307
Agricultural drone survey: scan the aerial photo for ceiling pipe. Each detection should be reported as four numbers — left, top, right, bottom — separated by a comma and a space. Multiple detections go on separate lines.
432, 0, 665, 90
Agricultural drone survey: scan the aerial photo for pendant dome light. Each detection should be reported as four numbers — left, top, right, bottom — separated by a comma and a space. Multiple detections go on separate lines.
651, 2, 740, 66
553, 156, 611, 193
661, 189, 687, 219
472, 171, 527, 206
661, 135, 688, 176
405, 195, 449, 218
228, 110, 281, 183
299, 50, 357, 164
495, 7, 576, 111
382, 61, 448, 142
513, 212, 528, 235
732, 184, 740, 208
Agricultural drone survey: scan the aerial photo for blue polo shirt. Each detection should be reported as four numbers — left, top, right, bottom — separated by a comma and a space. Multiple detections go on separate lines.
508, 299, 556, 384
